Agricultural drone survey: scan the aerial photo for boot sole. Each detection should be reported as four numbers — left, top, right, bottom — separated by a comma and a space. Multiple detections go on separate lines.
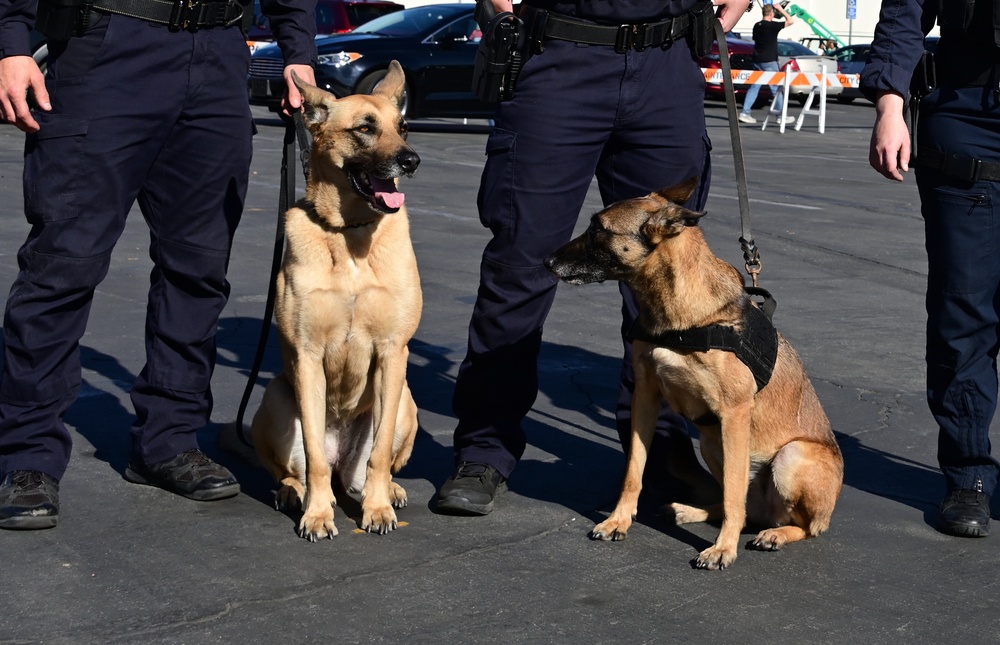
0, 514, 58, 530
939, 519, 990, 538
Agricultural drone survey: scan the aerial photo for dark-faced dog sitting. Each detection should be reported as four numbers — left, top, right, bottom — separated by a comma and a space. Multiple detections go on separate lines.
544, 179, 843, 570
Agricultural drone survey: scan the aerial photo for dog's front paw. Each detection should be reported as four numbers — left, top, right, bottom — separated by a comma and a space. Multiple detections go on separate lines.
361, 504, 399, 535
590, 517, 632, 541
694, 544, 737, 570
389, 481, 408, 509
298, 509, 338, 542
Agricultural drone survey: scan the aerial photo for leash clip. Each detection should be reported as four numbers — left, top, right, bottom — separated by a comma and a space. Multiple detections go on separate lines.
740, 235, 762, 287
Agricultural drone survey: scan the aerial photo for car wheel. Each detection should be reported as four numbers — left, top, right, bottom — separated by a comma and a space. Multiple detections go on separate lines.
836, 96, 856, 104
32, 43, 47, 74
355, 70, 411, 117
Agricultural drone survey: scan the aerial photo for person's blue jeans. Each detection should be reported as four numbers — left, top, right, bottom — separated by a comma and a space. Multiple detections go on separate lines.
741, 60, 782, 115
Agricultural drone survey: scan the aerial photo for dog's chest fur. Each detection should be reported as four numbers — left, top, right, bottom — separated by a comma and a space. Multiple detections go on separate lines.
277, 205, 422, 422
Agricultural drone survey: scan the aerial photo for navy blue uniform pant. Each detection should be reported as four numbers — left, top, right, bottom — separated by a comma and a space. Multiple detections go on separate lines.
917, 85, 1000, 495
452, 39, 712, 477
0, 15, 254, 480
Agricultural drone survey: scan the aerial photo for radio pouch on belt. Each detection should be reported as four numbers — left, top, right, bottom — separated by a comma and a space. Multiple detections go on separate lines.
35, 0, 94, 40
688, 0, 716, 58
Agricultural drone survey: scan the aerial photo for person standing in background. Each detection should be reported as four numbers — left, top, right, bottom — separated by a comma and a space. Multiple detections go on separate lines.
738, 1, 795, 125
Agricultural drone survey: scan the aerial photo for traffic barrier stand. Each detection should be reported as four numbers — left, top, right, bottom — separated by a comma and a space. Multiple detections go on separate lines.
794, 65, 829, 133
761, 71, 793, 133
760, 65, 829, 134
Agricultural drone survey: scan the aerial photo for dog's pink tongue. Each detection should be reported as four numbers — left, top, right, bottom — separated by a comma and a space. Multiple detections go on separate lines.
370, 176, 404, 210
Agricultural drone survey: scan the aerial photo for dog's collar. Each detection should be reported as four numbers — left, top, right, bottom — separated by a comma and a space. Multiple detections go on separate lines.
302, 200, 380, 232
628, 288, 779, 391
329, 219, 379, 231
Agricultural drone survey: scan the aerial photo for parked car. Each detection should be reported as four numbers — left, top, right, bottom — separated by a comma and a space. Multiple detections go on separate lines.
776, 39, 841, 104
699, 36, 772, 108
248, 3, 494, 119
830, 43, 871, 103
247, 0, 404, 52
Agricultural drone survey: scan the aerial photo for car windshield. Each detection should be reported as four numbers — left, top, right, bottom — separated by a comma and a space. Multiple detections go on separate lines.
834, 45, 869, 62
352, 5, 465, 37
777, 40, 816, 57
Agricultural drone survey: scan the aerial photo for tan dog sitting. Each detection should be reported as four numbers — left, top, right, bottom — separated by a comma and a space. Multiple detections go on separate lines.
545, 179, 843, 569
251, 62, 421, 541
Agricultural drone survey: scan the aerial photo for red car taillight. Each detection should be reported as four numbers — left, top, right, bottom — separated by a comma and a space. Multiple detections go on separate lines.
783, 59, 801, 72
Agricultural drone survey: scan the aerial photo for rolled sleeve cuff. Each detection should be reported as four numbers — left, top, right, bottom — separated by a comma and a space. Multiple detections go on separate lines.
0, 21, 32, 58
860, 62, 912, 103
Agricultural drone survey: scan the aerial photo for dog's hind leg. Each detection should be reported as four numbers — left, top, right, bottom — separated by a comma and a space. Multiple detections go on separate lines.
391, 383, 418, 474
387, 384, 418, 510
665, 501, 722, 525
750, 439, 843, 551
252, 376, 308, 511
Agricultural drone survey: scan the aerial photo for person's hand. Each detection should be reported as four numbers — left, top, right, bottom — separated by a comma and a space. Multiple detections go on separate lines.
869, 91, 910, 182
490, 0, 513, 13
715, 0, 752, 33
281, 63, 316, 117
0, 55, 49, 133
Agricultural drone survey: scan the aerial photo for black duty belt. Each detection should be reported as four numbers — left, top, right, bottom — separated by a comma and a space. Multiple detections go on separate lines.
530, 9, 694, 53
917, 148, 1000, 183
93, 0, 245, 31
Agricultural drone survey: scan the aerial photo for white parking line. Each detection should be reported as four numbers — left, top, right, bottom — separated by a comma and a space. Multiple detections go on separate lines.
709, 193, 822, 210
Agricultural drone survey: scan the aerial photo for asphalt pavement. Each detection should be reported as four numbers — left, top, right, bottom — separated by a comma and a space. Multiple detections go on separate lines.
1, 98, 998, 644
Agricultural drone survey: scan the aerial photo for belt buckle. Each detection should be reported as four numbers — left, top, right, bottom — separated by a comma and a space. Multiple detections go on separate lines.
943, 153, 981, 183
169, 0, 200, 31
632, 23, 648, 51
614, 24, 633, 54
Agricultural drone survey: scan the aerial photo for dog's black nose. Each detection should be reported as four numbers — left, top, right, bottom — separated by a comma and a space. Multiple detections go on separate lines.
398, 150, 420, 174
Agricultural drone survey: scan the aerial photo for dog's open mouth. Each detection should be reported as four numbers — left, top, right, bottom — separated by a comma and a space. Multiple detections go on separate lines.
348, 170, 404, 213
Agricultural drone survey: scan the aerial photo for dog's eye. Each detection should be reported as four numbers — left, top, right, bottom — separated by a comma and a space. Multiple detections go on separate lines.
356, 125, 373, 135
399, 121, 409, 139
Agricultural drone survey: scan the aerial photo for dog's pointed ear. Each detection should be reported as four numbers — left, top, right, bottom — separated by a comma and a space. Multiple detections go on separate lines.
292, 70, 336, 126
642, 191, 705, 244
655, 177, 700, 206
370, 61, 406, 109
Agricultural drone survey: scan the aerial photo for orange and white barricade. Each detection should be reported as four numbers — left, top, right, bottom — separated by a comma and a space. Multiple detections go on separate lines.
702, 67, 861, 134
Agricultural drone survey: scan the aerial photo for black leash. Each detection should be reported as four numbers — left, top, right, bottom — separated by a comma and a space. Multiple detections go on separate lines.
234, 112, 311, 447
712, 17, 763, 287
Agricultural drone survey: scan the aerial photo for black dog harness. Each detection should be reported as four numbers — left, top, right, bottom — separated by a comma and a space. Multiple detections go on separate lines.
628, 288, 779, 393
